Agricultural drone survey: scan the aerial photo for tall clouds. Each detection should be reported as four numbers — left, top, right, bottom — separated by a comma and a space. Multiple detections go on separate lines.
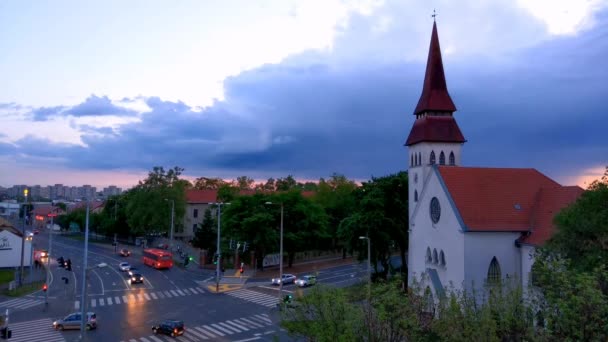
1, 0, 607, 186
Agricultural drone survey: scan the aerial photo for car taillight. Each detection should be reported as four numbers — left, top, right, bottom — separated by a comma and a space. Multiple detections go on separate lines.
174, 328, 178, 333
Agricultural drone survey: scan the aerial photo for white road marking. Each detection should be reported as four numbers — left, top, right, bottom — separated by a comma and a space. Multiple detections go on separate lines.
150, 292, 158, 299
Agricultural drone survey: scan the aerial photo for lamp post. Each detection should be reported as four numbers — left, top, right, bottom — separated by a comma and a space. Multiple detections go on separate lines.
265, 202, 284, 301
359, 236, 371, 301
78, 262, 107, 341
19, 188, 28, 287
211, 202, 229, 292
164, 199, 175, 250
79, 200, 90, 339
45, 208, 57, 305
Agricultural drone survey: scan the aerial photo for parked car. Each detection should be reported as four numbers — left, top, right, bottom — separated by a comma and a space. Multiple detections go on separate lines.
295, 275, 317, 287
129, 273, 144, 285
33, 229, 40, 235
118, 262, 131, 272
53, 312, 97, 330
271, 274, 297, 285
157, 243, 169, 249
119, 249, 131, 257
152, 319, 184, 337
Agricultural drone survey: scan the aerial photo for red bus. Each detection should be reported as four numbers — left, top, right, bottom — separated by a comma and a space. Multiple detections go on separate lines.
143, 249, 173, 269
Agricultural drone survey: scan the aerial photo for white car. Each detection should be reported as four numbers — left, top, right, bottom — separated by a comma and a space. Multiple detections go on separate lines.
118, 262, 131, 272
271, 274, 296, 285
295, 275, 317, 287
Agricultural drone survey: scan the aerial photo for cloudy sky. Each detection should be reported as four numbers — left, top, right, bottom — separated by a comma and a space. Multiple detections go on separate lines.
1, 0, 607, 189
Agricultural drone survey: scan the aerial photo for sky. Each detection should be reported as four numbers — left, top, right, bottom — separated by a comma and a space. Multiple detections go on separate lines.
1, 0, 607, 189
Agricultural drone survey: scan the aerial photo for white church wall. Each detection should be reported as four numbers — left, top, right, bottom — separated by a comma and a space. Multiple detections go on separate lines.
520, 244, 536, 289
408, 168, 465, 291
0, 230, 32, 268
463, 232, 521, 291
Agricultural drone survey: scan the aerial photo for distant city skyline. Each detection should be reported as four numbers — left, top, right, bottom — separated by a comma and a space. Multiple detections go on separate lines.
1, 1, 607, 189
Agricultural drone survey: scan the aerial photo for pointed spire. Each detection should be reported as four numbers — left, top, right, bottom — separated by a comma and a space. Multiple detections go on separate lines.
413, 21, 457, 115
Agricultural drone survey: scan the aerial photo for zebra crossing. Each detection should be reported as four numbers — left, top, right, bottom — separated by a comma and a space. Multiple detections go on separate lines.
120, 313, 273, 342
224, 288, 279, 308
0, 297, 44, 311
3, 317, 66, 342
74, 286, 206, 310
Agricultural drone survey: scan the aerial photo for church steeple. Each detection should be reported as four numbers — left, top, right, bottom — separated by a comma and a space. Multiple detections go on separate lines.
413, 21, 457, 115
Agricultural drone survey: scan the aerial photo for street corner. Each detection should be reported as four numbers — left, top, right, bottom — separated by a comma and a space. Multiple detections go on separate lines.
206, 283, 244, 293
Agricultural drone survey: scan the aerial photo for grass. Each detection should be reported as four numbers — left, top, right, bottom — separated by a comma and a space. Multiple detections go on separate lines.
2, 280, 45, 297
0, 269, 14, 284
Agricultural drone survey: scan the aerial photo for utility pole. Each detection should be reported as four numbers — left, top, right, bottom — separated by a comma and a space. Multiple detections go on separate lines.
215, 204, 222, 293
45, 208, 56, 305
19, 188, 28, 287
79, 200, 90, 340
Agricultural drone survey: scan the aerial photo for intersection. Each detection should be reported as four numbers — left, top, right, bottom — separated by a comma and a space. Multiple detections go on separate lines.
0, 229, 367, 341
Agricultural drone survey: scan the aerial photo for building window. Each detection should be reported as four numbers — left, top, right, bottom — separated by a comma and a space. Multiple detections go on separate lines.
192, 224, 197, 231
449, 151, 455, 166
433, 249, 438, 264
426, 247, 432, 263
440, 250, 446, 266
430, 151, 436, 164
411, 155, 414, 167
430, 197, 441, 224
418, 152, 422, 165
193, 209, 198, 218
414, 190, 418, 202
439, 151, 445, 165
487, 256, 502, 284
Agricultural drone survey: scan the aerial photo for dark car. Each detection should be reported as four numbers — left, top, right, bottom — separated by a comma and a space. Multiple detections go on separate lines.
129, 273, 144, 285
119, 248, 131, 257
152, 319, 184, 337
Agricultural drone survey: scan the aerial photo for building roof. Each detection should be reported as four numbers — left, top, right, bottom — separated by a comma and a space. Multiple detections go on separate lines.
186, 189, 218, 203
405, 116, 466, 146
521, 186, 584, 245
413, 21, 457, 115
0, 216, 22, 237
437, 166, 582, 243
32, 205, 65, 217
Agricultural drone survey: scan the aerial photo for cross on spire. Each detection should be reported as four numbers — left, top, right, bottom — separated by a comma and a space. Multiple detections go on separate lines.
431, 9, 437, 22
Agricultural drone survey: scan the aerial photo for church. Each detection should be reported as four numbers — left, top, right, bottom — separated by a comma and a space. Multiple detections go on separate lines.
405, 21, 584, 296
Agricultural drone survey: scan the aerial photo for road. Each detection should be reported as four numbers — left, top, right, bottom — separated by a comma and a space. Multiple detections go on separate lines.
1, 229, 367, 341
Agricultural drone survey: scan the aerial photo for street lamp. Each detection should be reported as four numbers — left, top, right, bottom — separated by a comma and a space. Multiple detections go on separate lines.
164, 199, 175, 250
45, 207, 58, 305
79, 262, 107, 340
19, 188, 28, 286
265, 202, 284, 301
359, 236, 371, 301
210, 202, 230, 292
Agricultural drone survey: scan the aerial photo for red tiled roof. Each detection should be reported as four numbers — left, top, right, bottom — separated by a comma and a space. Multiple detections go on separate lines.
521, 186, 584, 246
437, 166, 563, 232
186, 189, 218, 203
32, 205, 65, 216
69, 201, 104, 212
413, 21, 457, 115
405, 116, 466, 146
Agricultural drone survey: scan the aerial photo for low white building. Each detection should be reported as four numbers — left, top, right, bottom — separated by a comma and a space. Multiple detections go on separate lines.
0, 201, 20, 219
0, 217, 33, 268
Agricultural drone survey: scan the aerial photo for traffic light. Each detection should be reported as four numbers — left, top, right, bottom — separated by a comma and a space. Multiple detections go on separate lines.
42, 283, 48, 292
213, 253, 219, 265
242, 242, 248, 252
1, 327, 12, 339
184, 255, 189, 266
66, 259, 72, 271
283, 294, 293, 303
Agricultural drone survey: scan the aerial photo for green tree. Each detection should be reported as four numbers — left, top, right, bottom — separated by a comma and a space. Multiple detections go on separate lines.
193, 176, 228, 190
124, 166, 187, 237
314, 173, 358, 254
192, 209, 216, 250
547, 166, 608, 272
338, 172, 409, 279
275, 175, 297, 191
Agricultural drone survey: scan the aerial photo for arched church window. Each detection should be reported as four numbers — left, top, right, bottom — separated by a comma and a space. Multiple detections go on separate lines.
424, 286, 435, 314
433, 249, 438, 264
430, 151, 436, 165
449, 151, 455, 166
415, 153, 419, 166
411, 155, 414, 167
426, 247, 432, 263
487, 256, 502, 284
418, 152, 422, 165
414, 190, 418, 202
440, 250, 446, 266
439, 151, 445, 165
